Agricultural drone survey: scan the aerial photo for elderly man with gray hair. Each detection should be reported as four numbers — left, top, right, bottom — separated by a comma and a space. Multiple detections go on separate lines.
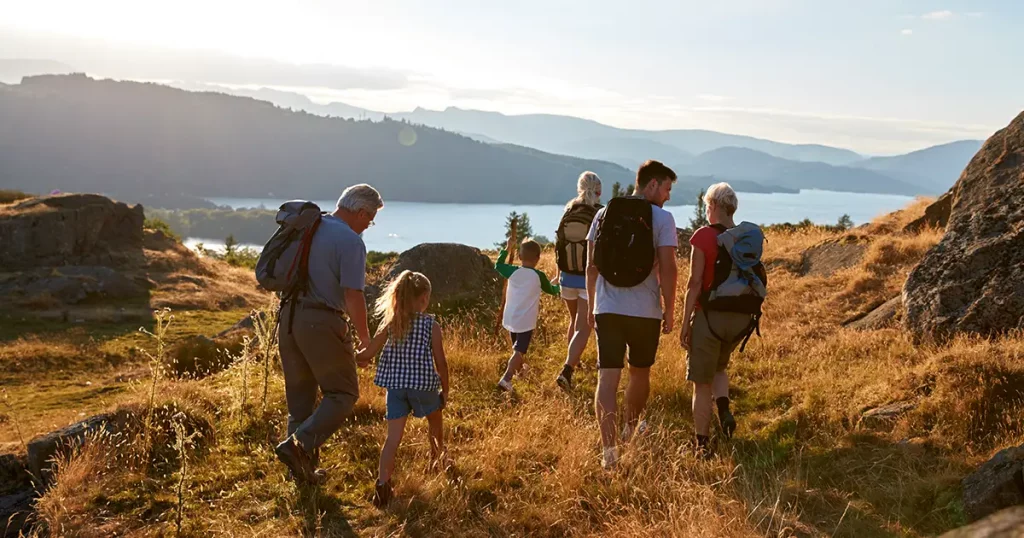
275, 183, 383, 483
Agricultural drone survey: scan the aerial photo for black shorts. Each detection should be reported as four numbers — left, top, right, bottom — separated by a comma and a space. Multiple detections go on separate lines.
509, 330, 533, 354
595, 313, 661, 369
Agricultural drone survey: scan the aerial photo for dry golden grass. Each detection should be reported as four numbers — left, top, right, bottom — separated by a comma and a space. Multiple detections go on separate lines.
8, 200, 1024, 537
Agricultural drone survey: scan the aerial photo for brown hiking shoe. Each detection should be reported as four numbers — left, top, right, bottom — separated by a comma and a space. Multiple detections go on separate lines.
373, 480, 394, 508
275, 435, 315, 483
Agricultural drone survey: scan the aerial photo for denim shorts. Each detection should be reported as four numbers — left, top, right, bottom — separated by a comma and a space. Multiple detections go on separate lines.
386, 388, 443, 420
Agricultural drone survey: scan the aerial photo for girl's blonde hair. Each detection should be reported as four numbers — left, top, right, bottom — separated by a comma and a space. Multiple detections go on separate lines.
374, 270, 432, 341
566, 171, 602, 210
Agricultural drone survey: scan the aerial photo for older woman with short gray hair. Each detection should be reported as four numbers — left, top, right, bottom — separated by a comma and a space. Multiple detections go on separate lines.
680, 182, 749, 456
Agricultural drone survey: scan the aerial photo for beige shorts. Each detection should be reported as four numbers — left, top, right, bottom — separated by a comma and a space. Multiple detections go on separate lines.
686, 309, 754, 384
560, 286, 589, 302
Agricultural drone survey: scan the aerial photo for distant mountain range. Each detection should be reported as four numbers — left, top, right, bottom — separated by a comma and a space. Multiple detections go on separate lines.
176, 83, 979, 195
0, 74, 639, 205
851, 140, 984, 193
0, 67, 988, 204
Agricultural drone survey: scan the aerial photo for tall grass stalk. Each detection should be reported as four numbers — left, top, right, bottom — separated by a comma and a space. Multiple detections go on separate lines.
251, 303, 279, 415
1, 388, 27, 453
138, 308, 173, 467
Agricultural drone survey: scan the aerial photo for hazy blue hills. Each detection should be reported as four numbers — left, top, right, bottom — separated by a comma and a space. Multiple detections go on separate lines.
852, 140, 984, 194
0, 73, 986, 206
686, 147, 921, 195
0, 75, 638, 205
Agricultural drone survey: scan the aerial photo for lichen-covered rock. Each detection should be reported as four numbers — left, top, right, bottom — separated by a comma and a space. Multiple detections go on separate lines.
383, 243, 500, 309
961, 444, 1024, 522
903, 111, 1024, 342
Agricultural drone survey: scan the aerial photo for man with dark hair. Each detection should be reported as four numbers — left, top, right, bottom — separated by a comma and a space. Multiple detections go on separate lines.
587, 160, 678, 469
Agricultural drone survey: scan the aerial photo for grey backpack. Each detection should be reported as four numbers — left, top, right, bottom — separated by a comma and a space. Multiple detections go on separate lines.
255, 201, 323, 297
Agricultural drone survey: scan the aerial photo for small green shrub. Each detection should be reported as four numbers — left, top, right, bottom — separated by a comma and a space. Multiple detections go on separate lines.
144, 217, 182, 242
0, 190, 32, 205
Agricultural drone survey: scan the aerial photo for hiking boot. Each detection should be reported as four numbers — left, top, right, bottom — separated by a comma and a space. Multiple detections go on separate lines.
555, 372, 572, 392
719, 409, 737, 440
373, 480, 394, 508
497, 379, 513, 392
601, 446, 619, 471
275, 435, 315, 484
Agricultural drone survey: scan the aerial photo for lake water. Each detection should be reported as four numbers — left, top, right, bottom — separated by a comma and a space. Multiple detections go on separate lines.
190, 190, 915, 253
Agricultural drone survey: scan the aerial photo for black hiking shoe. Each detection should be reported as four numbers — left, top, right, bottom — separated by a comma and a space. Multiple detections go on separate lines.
719, 409, 737, 440
275, 435, 315, 484
373, 480, 394, 508
556, 372, 572, 392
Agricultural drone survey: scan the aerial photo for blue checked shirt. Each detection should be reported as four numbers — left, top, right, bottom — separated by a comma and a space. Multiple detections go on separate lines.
373, 313, 441, 392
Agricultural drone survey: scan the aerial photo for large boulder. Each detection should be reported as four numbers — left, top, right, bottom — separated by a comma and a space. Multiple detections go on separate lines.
382, 243, 501, 309
962, 444, 1024, 522
0, 194, 145, 270
939, 506, 1024, 537
903, 111, 1024, 342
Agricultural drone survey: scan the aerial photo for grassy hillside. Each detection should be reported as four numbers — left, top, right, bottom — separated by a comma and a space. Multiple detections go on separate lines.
4, 199, 1023, 537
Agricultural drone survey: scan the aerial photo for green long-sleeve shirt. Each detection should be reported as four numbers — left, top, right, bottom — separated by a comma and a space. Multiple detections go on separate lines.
495, 249, 560, 296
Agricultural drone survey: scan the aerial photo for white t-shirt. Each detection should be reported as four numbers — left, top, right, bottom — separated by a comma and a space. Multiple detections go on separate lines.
587, 201, 678, 320
502, 268, 543, 333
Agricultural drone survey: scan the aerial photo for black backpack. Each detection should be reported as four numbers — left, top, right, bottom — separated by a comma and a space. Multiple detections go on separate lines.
254, 200, 324, 331
700, 223, 769, 351
555, 203, 600, 275
593, 197, 655, 288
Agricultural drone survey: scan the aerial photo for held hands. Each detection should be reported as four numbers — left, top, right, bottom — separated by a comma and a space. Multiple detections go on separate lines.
355, 348, 373, 368
440, 389, 448, 410
587, 309, 596, 329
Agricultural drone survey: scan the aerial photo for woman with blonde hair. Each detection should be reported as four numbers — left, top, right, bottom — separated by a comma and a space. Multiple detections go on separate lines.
553, 171, 603, 391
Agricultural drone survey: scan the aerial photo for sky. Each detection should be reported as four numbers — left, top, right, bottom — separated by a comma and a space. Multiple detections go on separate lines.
1, 0, 1022, 155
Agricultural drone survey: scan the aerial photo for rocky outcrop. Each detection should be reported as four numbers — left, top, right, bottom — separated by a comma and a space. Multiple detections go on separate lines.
962, 444, 1024, 522
904, 190, 953, 233
940, 506, 1024, 537
0, 266, 151, 307
800, 235, 868, 277
843, 296, 902, 331
903, 111, 1024, 342
383, 243, 500, 308
0, 194, 145, 270
860, 400, 917, 428
26, 413, 118, 480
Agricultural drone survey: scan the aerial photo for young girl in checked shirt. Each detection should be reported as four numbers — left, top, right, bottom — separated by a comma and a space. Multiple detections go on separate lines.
358, 270, 450, 508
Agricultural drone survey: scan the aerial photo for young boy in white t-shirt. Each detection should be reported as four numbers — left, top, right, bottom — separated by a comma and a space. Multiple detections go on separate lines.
495, 235, 560, 392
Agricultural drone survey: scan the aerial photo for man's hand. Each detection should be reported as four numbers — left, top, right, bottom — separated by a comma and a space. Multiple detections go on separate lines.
440, 390, 448, 410
662, 310, 675, 334
680, 324, 692, 351
355, 348, 372, 368
588, 309, 596, 329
